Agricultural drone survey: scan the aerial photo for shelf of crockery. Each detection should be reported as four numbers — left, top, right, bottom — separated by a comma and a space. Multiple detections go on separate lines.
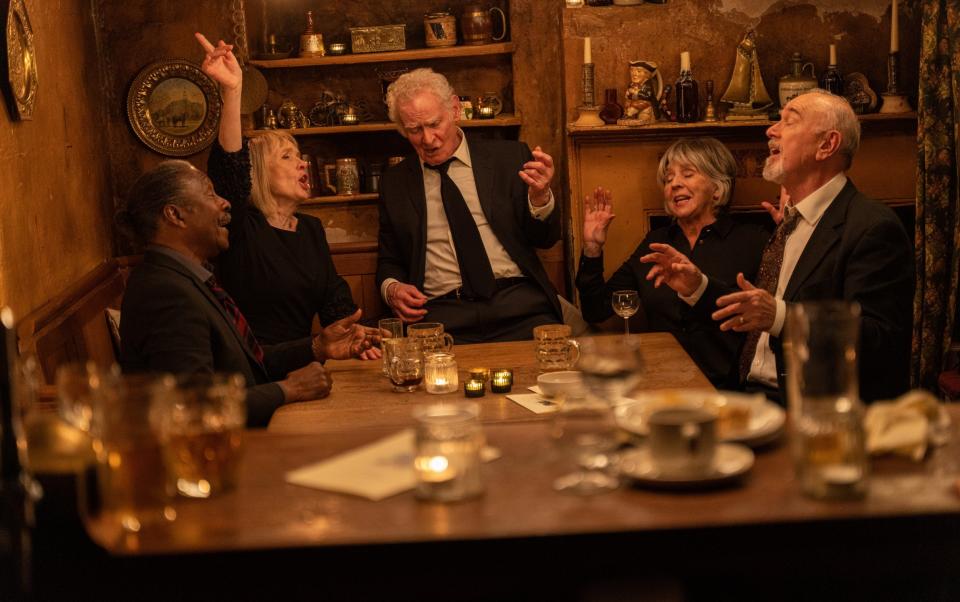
248, 42, 515, 69
302, 193, 379, 206
567, 111, 918, 138
243, 114, 522, 137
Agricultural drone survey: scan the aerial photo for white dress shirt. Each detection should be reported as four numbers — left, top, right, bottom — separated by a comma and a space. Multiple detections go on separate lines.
747, 172, 848, 386
381, 133, 555, 301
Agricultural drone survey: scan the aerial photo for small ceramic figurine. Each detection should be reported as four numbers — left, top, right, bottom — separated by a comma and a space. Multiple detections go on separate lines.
621, 60, 660, 125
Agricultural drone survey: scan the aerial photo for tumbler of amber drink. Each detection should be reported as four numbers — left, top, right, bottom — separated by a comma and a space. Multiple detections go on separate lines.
154, 373, 246, 499
91, 372, 178, 535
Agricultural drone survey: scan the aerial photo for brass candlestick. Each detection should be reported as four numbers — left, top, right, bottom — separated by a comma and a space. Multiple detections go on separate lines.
879, 52, 910, 113
574, 63, 604, 127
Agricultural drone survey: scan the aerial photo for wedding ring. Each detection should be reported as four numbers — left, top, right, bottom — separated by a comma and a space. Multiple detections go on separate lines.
739, 316, 745, 325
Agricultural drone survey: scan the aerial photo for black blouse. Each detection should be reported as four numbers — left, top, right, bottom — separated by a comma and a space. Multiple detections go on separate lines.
576, 214, 769, 388
207, 140, 357, 346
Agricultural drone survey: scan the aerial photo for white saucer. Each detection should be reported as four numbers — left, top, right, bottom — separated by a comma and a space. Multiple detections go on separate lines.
617, 443, 754, 489
614, 390, 785, 448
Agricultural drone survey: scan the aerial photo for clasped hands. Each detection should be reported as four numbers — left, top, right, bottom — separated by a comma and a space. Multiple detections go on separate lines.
640, 243, 777, 333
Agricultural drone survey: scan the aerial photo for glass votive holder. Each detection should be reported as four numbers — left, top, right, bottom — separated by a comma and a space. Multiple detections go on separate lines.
412, 402, 484, 502
468, 367, 490, 383
464, 379, 485, 398
424, 352, 459, 394
477, 105, 496, 119
491, 369, 513, 393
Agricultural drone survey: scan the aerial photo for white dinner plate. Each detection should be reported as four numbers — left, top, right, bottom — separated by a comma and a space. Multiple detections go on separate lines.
614, 389, 786, 448
617, 442, 754, 490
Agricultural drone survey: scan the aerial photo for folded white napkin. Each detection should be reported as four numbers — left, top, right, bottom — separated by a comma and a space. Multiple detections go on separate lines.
286, 430, 501, 500
864, 390, 949, 461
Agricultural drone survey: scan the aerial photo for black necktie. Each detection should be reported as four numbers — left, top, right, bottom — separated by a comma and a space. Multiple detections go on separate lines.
739, 208, 802, 381
425, 158, 496, 299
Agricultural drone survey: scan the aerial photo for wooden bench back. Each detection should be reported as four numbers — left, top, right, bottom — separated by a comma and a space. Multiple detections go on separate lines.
17, 257, 138, 384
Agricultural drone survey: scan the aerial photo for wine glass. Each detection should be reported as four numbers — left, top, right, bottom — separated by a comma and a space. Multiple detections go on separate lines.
550, 395, 619, 494
612, 290, 639, 336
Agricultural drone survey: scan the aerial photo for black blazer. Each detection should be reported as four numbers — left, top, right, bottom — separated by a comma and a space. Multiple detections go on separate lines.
376, 137, 562, 319
766, 180, 914, 403
120, 250, 315, 427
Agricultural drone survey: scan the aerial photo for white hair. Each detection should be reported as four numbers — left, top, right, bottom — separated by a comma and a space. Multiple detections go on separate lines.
800, 89, 861, 169
385, 68, 457, 126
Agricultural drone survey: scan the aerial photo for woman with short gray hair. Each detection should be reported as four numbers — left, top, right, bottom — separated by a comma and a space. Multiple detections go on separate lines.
576, 137, 769, 388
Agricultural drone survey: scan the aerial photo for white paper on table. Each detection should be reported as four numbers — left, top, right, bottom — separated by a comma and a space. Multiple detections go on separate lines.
285, 430, 416, 501
285, 430, 503, 500
507, 393, 560, 414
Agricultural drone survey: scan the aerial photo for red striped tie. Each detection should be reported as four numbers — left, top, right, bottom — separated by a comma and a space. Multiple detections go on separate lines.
205, 274, 266, 366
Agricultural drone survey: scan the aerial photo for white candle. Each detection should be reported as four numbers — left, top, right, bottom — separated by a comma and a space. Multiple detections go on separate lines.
890, 0, 899, 53
583, 37, 591, 64
680, 51, 691, 73
829, 43, 837, 66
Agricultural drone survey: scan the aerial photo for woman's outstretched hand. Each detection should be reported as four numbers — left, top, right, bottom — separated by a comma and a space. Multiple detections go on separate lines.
582, 186, 615, 258
195, 32, 241, 93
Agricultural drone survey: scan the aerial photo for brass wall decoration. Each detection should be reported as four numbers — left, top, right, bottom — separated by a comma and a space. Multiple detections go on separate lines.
2, 0, 38, 120
126, 60, 221, 157
350, 25, 406, 54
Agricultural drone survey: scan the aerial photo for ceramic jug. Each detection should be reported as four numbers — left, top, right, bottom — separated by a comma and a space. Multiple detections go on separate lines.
779, 53, 817, 108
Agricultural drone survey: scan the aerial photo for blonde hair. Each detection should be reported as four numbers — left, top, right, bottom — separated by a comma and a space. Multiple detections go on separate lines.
247, 130, 300, 218
657, 137, 738, 215
385, 68, 457, 128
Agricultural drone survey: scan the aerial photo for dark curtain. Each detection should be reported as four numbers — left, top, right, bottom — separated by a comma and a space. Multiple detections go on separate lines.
913, 0, 960, 390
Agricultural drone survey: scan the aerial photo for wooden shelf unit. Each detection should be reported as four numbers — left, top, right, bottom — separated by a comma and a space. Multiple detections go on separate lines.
244, 114, 522, 137
249, 42, 515, 69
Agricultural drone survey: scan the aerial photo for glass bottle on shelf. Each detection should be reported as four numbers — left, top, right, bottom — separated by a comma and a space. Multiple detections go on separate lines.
599, 88, 624, 124
820, 44, 844, 95
675, 51, 700, 123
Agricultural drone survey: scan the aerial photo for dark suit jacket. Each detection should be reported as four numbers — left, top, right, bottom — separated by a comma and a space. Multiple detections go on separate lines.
762, 180, 913, 402
120, 250, 315, 427
376, 137, 562, 319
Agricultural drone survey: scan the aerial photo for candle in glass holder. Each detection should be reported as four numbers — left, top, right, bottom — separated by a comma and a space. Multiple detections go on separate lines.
464, 379, 485, 398
478, 106, 495, 119
491, 369, 513, 393
424, 352, 458, 394
468, 367, 490, 383
413, 402, 484, 502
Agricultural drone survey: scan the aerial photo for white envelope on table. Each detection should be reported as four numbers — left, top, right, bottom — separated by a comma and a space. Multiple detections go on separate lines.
508, 393, 560, 414
286, 430, 416, 501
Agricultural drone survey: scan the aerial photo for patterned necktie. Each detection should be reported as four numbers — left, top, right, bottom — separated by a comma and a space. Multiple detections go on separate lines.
738, 207, 802, 382
425, 158, 497, 299
205, 273, 266, 366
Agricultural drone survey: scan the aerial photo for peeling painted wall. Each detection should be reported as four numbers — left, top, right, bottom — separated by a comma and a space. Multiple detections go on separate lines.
0, 0, 114, 317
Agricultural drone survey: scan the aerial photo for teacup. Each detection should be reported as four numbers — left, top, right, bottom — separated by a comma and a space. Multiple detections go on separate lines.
533, 324, 580, 372
408, 322, 454, 354
648, 408, 717, 478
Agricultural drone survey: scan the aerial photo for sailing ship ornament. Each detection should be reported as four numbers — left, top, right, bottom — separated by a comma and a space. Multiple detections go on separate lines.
720, 30, 773, 120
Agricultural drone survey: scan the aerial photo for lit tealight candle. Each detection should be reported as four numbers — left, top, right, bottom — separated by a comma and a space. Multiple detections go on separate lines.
414, 454, 457, 483
478, 106, 495, 119
468, 367, 490, 382
491, 369, 513, 393
464, 379, 485, 398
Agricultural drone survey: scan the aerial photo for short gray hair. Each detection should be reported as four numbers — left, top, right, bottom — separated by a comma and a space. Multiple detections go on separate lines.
800, 89, 861, 170
117, 160, 203, 246
656, 137, 738, 214
385, 68, 456, 126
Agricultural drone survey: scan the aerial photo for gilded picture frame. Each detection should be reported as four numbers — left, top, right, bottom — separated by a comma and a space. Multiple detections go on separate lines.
126, 59, 221, 157
2, 0, 39, 120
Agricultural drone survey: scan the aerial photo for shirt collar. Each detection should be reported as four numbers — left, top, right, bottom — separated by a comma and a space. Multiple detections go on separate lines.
790, 172, 847, 227
420, 129, 471, 170
148, 244, 212, 282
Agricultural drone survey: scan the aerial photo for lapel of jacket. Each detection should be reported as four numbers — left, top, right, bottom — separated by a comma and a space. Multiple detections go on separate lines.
467, 138, 498, 227
783, 180, 855, 300
146, 251, 265, 372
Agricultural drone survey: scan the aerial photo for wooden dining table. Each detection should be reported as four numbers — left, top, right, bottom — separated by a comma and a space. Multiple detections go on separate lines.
80, 409, 960, 601
268, 332, 714, 434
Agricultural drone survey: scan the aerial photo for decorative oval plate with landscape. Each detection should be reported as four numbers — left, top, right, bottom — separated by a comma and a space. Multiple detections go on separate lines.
127, 59, 221, 157
5, 0, 38, 120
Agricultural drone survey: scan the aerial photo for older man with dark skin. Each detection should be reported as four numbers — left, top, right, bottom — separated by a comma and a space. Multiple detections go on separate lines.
642, 90, 913, 403
377, 68, 563, 343
118, 160, 377, 427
